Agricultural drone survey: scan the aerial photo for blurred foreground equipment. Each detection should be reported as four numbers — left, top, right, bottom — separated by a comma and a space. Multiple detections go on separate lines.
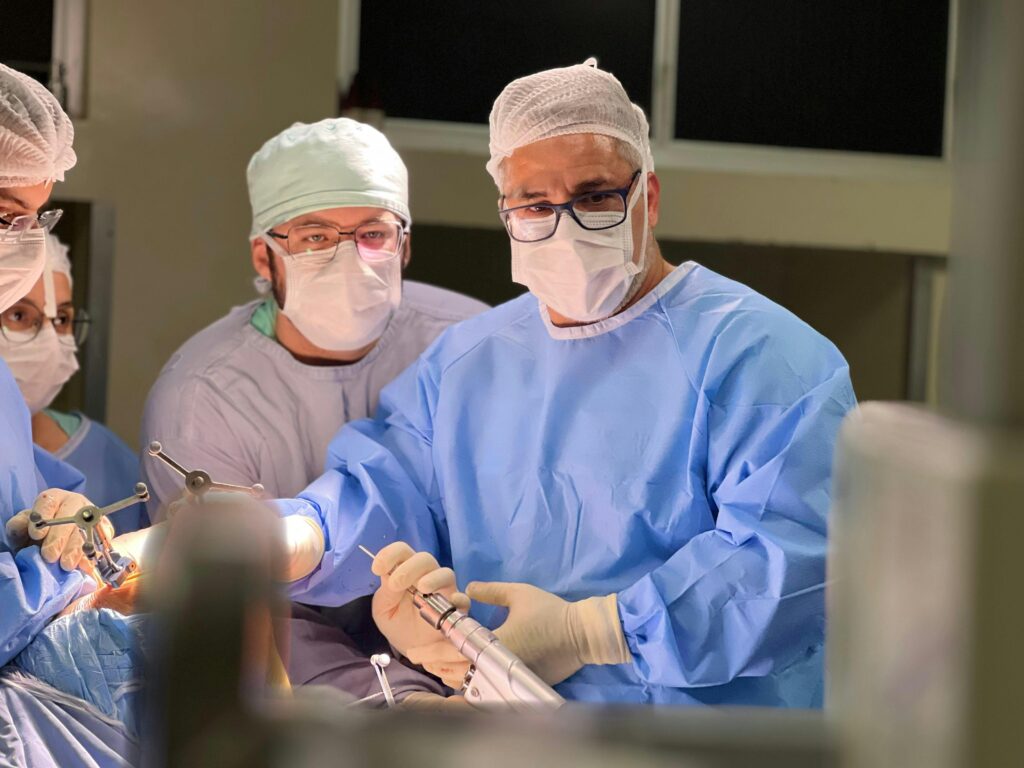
829, 2, 1024, 766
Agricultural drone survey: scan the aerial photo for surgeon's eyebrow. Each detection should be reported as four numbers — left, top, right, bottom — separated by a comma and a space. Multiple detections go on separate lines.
569, 177, 615, 195
507, 176, 616, 204
291, 212, 400, 228
0, 190, 31, 210
506, 186, 548, 203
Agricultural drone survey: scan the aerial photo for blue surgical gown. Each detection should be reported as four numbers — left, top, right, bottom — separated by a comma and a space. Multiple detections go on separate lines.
0, 359, 86, 669
53, 415, 148, 533
279, 263, 857, 706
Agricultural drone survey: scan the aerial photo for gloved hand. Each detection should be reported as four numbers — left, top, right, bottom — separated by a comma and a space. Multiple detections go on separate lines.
4, 490, 109, 572
371, 542, 471, 686
466, 582, 632, 686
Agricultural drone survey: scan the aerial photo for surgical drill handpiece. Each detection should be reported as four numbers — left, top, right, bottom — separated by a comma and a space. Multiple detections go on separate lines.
147, 441, 265, 501
27, 483, 150, 588
357, 545, 565, 711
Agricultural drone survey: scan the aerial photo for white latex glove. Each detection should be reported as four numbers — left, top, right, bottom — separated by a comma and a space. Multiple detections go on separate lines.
279, 515, 325, 582
466, 582, 632, 686
371, 542, 471, 686
4, 490, 110, 572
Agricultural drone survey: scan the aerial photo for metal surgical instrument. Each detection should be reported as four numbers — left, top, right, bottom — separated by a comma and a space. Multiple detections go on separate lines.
370, 654, 397, 708
28, 483, 150, 588
358, 545, 565, 711
147, 441, 265, 501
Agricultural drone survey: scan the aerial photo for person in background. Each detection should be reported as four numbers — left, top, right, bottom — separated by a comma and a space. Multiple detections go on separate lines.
141, 116, 487, 515
140, 117, 486, 703
274, 60, 857, 707
0, 233, 146, 531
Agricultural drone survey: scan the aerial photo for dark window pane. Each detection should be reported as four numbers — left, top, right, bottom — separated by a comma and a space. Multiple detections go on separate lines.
1, 2, 55, 86
675, 1, 950, 156
356, 1, 655, 124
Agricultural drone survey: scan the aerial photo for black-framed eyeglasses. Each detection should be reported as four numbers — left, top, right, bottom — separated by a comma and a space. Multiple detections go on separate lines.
266, 219, 408, 264
0, 301, 90, 346
498, 170, 641, 243
0, 209, 64, 243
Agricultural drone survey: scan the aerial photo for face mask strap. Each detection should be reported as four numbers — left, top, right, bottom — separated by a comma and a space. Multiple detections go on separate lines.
632, 164, 650, 276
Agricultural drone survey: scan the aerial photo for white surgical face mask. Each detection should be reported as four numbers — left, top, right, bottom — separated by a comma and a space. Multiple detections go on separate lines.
0, 229, 47, 313
270, 240, 401, 352
0, 323, 80, 413
511, 175, 649, 323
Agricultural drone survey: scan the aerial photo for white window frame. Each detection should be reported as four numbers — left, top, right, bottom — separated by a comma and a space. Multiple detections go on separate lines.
51, 0, 88, 118
339, 0, 956, 182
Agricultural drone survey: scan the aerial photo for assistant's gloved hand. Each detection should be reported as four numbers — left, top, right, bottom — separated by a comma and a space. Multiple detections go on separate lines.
466, 582, 632, 686
371, 542, 471, 686
5, 490, 110, 572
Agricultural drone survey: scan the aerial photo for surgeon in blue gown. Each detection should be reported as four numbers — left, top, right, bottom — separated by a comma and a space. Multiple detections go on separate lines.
275, 60, 857, 708
0, 63, 137, 766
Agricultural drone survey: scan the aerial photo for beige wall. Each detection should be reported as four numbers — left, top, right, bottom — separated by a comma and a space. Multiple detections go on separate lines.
59, 0, 339, 442
400, 147, 952, 255
61, 2, 950, 443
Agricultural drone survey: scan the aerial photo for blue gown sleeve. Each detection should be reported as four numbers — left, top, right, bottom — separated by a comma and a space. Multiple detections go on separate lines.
33, 445, 86, 495
0, 380, 86, 667
277, 360, 447, 606
0, 549, 86, 667
617, 355, 856, 689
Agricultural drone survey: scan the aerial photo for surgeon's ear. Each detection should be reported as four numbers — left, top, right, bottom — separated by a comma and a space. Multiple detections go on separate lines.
251, 238, 273, 281
401, 232, 412, 269
645, 171, 661, 229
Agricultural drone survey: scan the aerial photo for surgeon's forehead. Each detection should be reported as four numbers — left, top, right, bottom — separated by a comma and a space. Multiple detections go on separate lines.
501, 134, 632, 200
281, 206, 402, 229
0, 181, 53, 214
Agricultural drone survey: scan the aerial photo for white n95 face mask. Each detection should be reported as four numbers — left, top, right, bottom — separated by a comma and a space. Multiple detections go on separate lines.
511, 176, 650, 324
0, 229, 47, 313
0, 323, 80, 413
276, 241, 401, 352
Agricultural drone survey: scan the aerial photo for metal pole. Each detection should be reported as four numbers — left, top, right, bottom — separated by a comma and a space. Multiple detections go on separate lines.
944, 0, 1024, 427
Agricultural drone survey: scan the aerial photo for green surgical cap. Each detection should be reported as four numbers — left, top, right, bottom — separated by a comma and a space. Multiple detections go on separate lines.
247, 118, 410, 236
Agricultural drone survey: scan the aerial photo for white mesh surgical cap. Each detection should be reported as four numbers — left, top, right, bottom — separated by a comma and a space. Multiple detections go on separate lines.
486, 58, 653, 184
0, 64, 76, 187
46, 232, 72, 284
247, 117, 410, 236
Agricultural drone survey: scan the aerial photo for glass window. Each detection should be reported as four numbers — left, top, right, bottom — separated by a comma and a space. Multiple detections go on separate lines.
355, 0, 656, 124
2, 2, 55, 87
674, 0, 950, 156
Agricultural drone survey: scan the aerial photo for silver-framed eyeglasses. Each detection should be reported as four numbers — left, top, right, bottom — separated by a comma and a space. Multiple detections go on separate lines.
0, 300, 90, 345
0, 209, 64, 242
499, 170, 641, 243
266, 219, 407, 264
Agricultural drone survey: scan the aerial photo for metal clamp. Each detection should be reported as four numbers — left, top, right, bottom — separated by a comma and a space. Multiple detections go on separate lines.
148, 441, 264, 501
28, 483, 150, 588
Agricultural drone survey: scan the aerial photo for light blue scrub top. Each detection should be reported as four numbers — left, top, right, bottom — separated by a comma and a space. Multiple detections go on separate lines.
49, 413, 148, 533
0, 359, 86, 668
279, 263, 857, 707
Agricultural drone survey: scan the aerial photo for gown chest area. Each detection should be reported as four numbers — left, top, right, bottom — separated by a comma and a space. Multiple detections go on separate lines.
429, 323, 715, 594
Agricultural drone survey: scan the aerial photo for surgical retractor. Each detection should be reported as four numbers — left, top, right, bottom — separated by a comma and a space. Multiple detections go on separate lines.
28, 483, 150, 588
358, 545, 565, 711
